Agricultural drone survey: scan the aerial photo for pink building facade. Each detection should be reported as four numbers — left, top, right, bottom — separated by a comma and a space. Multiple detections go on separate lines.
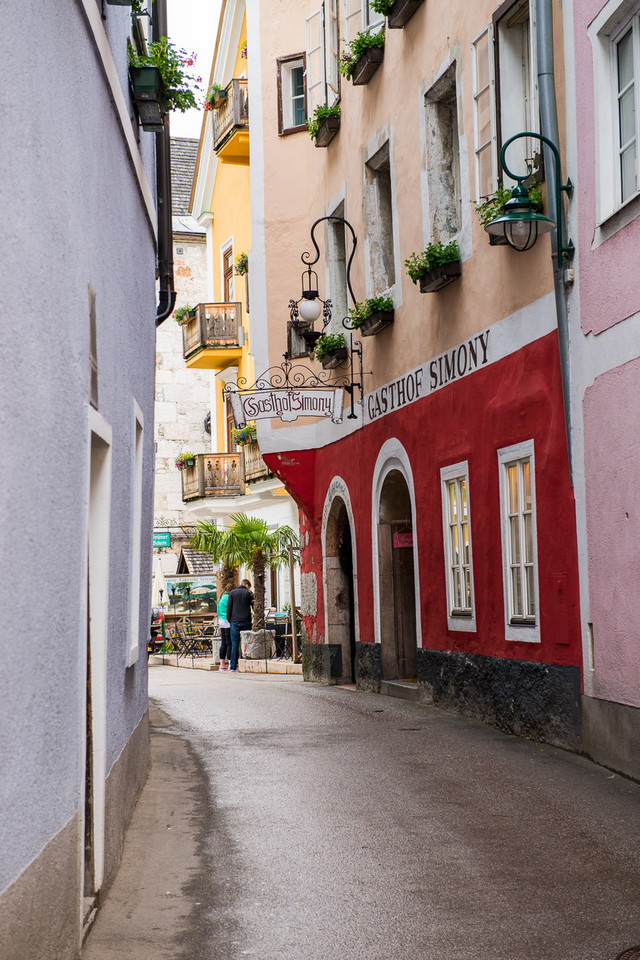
568, 0, 640, 779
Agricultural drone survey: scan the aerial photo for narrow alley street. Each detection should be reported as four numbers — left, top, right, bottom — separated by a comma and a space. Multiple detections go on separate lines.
85, 667, 640, 960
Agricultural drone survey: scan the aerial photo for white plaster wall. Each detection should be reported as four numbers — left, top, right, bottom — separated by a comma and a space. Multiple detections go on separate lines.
155, 234, 211, 525
0, 0, 156, 895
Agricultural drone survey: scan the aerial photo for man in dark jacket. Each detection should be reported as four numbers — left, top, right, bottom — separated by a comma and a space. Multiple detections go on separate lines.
227, 579, 253, 672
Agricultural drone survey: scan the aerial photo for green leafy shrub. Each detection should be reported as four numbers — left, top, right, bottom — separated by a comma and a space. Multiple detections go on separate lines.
339, 30, 385, 79
307, 103, 341, 139
173, 304, 195, 323
475, 184, 543, 227
404, 241, 460, 283
370, 0, 395, 13
315, 333, 347, 361
348, 296, 394, 328
129, 37, 202, 112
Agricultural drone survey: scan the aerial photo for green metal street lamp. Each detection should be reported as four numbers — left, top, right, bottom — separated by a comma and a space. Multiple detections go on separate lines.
486, 132, 574, 261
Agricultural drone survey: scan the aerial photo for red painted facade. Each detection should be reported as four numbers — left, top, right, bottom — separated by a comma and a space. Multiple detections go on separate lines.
265, 331, 582, 672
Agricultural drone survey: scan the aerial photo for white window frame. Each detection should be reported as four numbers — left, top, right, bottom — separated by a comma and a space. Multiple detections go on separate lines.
277, 54, 308, 134
363, 0, 385, 33
472, 25, 498, 199
497, 440, 540, 644
305, 3, 340, 111
495, 0, 539, 186
590, 0, 640, 226
127, 401, 144, 667
440, 461, 476, 632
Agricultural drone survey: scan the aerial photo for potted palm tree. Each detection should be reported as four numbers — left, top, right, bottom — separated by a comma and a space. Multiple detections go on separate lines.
191, 514, 300, 659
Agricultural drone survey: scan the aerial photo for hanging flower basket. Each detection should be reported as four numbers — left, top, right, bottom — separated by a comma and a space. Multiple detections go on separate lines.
128, 66, 168, 132
386, 0, 424, 28
351, 46, 385, 85
321, 348, 349, 369
315, 116, 341, 147
358, 310, 394, 336
175, 451, 196, 471
418, 261, 462, 293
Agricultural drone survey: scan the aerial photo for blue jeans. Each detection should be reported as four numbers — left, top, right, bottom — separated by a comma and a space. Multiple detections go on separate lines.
229, 620, 251, 669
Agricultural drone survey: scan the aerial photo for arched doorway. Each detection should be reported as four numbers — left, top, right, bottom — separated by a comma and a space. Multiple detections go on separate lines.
378, 469, 417, 681
324, 496, 356, 682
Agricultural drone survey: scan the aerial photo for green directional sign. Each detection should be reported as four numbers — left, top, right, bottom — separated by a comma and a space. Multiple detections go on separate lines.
153, 531, 171, 547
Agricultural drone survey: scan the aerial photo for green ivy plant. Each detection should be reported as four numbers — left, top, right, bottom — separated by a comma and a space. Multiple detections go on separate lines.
307, 103, 341, 139
204, 82, 226, 111
339, 30, 385, 79
129, 37, 202, 112
404, 241, 460, 283
348, 296, 394, 328
315, 333, 347, 361
173, 304, 195, 323
370, 0, 395, 14
474, 184, 543, 228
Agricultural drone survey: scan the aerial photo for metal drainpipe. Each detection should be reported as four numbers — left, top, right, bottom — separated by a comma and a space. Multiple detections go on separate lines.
154, 0, 176, 326
536, 0, 573, 482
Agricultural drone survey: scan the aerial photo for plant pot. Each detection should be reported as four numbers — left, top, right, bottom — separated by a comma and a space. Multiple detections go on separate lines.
351, 46, 384, 85
185, 457, 195, 467
387, 0, 424, 28
314, 116, 340, 147
355, 310, 394, 337
321, 347, 348, 369
129, 66, 168, 132
418, 260, 462, 293
176, 310, 196, 325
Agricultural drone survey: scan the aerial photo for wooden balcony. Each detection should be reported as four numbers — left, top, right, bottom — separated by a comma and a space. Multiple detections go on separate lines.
181, 454, 243, 502
182, 302, 243, 370
211, 79, 249, 164
242, 440, 273, 483
180, 444, 274, 504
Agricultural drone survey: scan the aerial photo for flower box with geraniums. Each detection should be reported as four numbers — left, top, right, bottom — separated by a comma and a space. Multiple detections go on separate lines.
370, 0, 424, 28
129, 38, 201, 132
175, 451, 196, 471
307, 104, 341, 148
234, 251, 249, 276
349, 296, 394, 337
173, 304, 195, 325
405, 240, 462, 293
315, 333, 348, 369
339, 31, 385, 86
204, 83, 227, 111
231, 423, 257, 446
475, 185, 543, 246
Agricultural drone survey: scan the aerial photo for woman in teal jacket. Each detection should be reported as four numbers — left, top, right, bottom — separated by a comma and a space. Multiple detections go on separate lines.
217, 591, 231, 671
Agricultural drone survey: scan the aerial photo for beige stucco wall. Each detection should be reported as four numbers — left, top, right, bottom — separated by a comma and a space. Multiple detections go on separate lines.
254, 0, 566, 400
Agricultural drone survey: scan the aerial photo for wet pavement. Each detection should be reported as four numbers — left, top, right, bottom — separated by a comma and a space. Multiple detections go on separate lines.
84, 666, 640, 960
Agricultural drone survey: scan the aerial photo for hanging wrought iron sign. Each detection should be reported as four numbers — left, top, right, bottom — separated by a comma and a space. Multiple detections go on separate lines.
225, 354, 359, 427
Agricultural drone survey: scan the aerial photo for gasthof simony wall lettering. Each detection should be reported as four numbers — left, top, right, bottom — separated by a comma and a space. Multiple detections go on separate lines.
366, 331, 491, 423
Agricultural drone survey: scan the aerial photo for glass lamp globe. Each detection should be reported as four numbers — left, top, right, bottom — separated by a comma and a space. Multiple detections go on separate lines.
298, 298, 322, 323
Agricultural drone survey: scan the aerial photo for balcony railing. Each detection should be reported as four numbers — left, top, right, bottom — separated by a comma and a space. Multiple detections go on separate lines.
242, 440, 273, 483
181, 454, 243, 501
211, 79, 249, 152
182, 302, 242, 360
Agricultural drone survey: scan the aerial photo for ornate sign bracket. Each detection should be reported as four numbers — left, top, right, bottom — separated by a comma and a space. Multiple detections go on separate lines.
224, 351, 369, 426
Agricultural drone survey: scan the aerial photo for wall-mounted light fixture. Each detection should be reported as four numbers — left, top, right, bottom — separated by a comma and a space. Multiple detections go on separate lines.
486, 132, 574, 262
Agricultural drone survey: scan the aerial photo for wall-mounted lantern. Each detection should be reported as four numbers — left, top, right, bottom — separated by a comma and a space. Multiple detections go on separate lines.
486, 132, 574, 262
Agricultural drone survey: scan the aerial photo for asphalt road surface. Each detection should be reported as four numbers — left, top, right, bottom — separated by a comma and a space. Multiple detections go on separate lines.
89, 667, 640, 960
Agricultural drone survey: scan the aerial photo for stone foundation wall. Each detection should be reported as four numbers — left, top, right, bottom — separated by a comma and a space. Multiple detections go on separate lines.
582, 696, 640, 782
355, 642, 382, 692
417, 649, 581, 749
302, 642, 343, 683
0, 815, 81, 960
